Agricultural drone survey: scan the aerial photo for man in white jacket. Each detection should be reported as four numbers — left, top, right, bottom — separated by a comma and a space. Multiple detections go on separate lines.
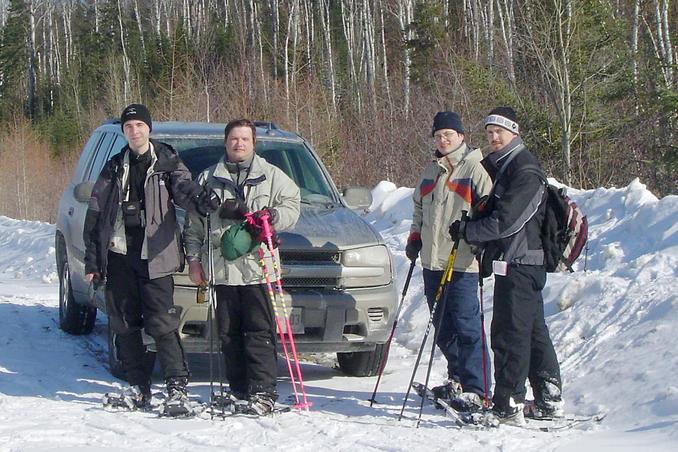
406, 111, 493, 411
184, 119, 300, 415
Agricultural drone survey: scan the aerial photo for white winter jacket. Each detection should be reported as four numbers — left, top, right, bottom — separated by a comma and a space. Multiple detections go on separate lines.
411, 143, 492, 272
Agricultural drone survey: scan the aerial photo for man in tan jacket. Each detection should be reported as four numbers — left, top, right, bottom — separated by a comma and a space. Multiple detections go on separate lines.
406, 111, 492, 411
184, 119, 300, 415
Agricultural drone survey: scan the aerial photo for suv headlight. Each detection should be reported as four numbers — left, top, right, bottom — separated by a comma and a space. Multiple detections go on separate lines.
340, 245, 393, 288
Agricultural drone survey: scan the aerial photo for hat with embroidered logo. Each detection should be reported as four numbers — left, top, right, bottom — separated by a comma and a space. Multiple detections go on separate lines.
484, 107, 519, 134
120, 104, 152, 132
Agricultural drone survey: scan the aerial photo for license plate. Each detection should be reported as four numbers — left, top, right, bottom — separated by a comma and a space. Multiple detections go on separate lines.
277, 307, 304, 334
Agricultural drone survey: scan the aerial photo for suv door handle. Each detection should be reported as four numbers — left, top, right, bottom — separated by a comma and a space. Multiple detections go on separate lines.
68, 207, 74, 216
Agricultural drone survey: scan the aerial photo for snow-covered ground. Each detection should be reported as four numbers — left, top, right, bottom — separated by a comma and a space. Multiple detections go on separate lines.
0, 179, 676, 451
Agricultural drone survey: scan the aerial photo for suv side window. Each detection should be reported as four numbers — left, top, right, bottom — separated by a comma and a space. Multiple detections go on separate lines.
86, 133, 115, 181
109, 134, 126, 160
73, 132, 102, 183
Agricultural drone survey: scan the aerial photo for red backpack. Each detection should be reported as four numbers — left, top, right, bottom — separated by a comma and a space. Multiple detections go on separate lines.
522, 165, 588, 272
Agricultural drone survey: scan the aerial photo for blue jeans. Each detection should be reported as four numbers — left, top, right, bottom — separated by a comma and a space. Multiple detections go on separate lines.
423, 268, 491, 396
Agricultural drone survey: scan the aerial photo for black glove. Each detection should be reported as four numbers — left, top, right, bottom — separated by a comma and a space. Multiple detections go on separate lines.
196, 188, 221, 216
251, 207, 278, 225
405, 232, 422, 261
246, 209, 281, 248
448, 220, 467, 243
219, 198, 249, 220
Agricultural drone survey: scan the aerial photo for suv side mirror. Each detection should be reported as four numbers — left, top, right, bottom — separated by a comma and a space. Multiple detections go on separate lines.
73, 181, 95, 203
342, 186, 373, 211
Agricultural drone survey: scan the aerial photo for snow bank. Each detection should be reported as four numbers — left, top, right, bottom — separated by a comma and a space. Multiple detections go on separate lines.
0, 216, 57, 283
365, 178, 678, 445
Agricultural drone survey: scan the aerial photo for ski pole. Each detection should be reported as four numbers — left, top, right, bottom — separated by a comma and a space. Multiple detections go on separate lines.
248, 211, 310, 410
398, 240, 459, 422
415, 238, 459, 428
206, 213, 226, 417
477, 257, 490, 408
258, 212, 310, 410
206, 213, 215, 418
257, 246, 301, 405
368, 258, 417, 407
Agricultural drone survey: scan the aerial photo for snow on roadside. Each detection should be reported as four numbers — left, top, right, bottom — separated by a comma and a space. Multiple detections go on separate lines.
0, 216, 57, 283
365, 178, 678, 448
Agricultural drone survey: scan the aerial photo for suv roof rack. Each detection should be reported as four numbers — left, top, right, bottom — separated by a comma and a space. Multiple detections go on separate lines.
102, 118, 281, 131
254, 121, 279, 131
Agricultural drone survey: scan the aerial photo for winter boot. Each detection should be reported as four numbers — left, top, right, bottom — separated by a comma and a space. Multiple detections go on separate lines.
486, 397, 525, 427
431, 379, 462, 401
103, 383, 152, 411
239, 392, 276, 416
162, 376, 191, 417
527, 377, 564, 419
524, 399, 565, 420
449, 392, 484, 413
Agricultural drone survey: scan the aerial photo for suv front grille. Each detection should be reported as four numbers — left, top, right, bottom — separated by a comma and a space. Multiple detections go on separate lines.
282, 277, 338, 288
279, 251, 342, 288
280, 251, 340, 264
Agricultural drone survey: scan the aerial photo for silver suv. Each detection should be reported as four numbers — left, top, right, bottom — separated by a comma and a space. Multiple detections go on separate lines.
55, 121, 398, 377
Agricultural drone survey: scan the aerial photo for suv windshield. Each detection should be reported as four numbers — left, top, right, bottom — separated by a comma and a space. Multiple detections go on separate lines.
161, 137, 336, 205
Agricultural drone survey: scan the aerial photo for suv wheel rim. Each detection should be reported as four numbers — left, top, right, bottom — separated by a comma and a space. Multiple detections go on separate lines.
59, 262, 70, 323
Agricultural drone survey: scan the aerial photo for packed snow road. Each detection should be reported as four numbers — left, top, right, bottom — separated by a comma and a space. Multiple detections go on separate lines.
0, 282, 594, 452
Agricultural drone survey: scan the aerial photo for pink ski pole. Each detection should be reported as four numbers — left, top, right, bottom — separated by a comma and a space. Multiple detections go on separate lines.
257, 246, 300, 406
258, 212, 311, 410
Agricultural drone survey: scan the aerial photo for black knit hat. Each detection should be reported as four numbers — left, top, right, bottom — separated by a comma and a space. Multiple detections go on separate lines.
120, 104, 152, 132
432, 111, 464, 136
484, 106, 519, 133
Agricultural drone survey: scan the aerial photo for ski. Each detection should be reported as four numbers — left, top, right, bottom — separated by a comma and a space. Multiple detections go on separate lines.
523, 412, 607, 432
412, 382, 606, 432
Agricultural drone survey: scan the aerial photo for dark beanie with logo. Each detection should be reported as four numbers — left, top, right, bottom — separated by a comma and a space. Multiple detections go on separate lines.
432, 111, 464, 136
120, 104, 152, 132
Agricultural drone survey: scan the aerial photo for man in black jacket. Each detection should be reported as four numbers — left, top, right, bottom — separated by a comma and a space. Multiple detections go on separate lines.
449, 107, 563, 425
84, 104, 219, 416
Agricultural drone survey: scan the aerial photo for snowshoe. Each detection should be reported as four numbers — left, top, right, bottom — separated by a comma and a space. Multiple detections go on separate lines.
160, 376, 193, 417
103, 384, 152, 411
234, 392, 276, 416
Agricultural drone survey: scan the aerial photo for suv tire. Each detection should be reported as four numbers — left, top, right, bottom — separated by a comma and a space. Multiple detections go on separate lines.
337, 343, 386, 377
107, 320, 156, 380
58, 257, 96, 335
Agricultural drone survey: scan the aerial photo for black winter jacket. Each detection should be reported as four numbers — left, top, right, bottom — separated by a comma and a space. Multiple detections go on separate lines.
83, 140, 205, 279
464, 137, 547, 276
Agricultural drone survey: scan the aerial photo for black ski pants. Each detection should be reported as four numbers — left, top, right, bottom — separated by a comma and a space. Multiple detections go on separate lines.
106, 250, 189, 388
491, 264, 561, 409
215, 284, 277, 398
